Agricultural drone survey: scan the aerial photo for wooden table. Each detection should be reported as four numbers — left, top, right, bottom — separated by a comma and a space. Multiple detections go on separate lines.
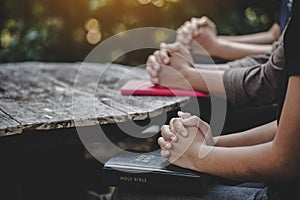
0, 62, 191, 200
0, 62, 190, 136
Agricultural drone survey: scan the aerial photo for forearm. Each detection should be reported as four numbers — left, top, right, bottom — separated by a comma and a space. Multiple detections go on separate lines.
185, 67, 225, 96
194, 63, 230, 70
194, 142, 280, 182
211, 38, 272, 60
195, 106, 299, 182
214, 121, 277, 147
220, 33, 275, 44
219, 24, 280, 44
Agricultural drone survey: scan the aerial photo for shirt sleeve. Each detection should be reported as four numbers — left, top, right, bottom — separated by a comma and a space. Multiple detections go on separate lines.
227, 41, 281, 69
227, 54, 270, 69
223, 40, 285, 108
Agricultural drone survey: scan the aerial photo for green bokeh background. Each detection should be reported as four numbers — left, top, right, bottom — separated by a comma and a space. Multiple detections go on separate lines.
0, 0, 279, 65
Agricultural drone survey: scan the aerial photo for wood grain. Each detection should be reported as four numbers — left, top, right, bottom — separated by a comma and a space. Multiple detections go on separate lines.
0, 62, 189, 136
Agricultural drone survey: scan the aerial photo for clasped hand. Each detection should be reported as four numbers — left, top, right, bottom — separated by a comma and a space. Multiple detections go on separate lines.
158, 111, 215, 170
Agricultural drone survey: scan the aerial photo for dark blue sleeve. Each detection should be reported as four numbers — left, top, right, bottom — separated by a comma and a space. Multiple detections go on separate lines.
278, 0, 293, 32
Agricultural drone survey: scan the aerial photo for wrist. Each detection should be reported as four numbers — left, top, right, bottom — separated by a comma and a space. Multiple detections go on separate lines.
184, 67, 196, 88
191, 145, 213, 172
208, 38, 225, 57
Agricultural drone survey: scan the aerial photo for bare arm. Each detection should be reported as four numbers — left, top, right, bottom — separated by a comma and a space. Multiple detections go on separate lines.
193, 77, 300, 182
159, 75, 300, 182
194, 63, 230, 70
214, 121, 277, 147
147, 40, 283, 109
184, 67, 225, 96
219, 23, 281, 44
178, 18, 279, 60
146, 42, 227, 97
210, 38, 272, 61
209, 24, 280, 60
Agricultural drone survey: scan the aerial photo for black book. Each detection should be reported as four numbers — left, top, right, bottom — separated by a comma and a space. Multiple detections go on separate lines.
102, 151, 217, 195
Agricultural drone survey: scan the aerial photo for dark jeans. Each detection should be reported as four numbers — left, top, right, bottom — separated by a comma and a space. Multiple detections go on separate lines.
112, 183, 268, 200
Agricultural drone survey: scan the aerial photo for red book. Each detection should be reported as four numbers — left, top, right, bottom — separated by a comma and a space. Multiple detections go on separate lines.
120, 80, 208, 97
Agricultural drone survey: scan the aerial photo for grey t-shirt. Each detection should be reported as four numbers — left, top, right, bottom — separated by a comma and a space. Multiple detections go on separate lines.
223, 39, 285, 107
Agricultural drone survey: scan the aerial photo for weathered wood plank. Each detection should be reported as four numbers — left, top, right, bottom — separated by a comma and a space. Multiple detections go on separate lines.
0, 110, 21, 136
91, 64, 189, 120
0, 62, 189, 136
0, 62, 128, 134
98, 87, 188, 120
0, 96, 126, 131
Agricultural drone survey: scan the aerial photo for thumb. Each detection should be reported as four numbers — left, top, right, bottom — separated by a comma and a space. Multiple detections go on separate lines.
182, 116, 209, 132
193, 27, 204, 38
160, 42, 180, 53
182, 116, 201, 127
182, 116, 214, 146
178, 111, 192, 119
195, 16, 209, 27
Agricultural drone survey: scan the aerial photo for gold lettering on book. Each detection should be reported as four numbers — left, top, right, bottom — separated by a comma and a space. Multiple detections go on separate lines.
135, 154, 154, 163
120, 176, 147, 183
134, 177, 147, 183
120, 176, 133, 182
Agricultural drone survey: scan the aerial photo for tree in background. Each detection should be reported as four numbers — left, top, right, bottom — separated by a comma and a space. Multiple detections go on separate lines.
0, 0, 279, 65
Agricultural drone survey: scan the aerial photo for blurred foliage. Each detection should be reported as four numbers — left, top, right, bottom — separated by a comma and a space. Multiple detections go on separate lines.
0, 0, 280, 65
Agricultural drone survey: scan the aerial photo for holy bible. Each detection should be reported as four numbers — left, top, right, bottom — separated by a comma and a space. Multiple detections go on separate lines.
102, 151, 216, 194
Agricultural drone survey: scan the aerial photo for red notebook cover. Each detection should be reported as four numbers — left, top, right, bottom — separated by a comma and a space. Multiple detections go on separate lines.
120, 80, 208, 97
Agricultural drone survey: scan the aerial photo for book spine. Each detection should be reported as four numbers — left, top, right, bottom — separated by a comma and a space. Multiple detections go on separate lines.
102, 168, 205, 194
